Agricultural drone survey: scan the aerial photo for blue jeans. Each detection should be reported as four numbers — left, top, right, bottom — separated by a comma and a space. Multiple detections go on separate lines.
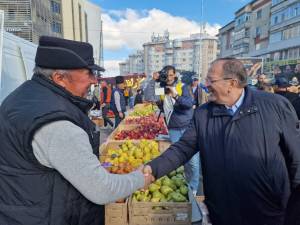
129, 96, 135, 109
169, 128, 201, 194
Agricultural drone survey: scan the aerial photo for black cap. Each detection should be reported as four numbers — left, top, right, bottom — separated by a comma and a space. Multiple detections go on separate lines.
275, 76, 290, 88
115, 76, 124, 84
35, 36, 105, 72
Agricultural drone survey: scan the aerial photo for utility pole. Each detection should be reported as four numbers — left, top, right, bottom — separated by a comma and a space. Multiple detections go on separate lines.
198, 0, 204, 81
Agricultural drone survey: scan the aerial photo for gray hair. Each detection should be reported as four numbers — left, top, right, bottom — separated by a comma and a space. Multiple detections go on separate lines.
33, 66, 70, 79
214, 58, 248, 87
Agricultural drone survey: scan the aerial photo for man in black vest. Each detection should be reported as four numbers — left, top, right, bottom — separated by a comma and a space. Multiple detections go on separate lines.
110, 76, 126, 128
0, 36, 153, 225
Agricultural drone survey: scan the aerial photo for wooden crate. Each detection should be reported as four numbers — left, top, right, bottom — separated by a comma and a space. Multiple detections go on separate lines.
105, 198, 128, 225
128, 192, 192, 225
92, 117, 104, 127
108, 124, 139, 140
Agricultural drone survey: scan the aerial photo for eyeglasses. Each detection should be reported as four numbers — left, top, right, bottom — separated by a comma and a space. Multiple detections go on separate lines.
205, 77, 233, 85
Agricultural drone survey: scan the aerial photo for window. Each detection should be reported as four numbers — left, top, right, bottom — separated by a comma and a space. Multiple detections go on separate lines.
270, 32, 281, 43
257, 10, 262, 19
51, 1, 61, 14
256, 27, 261, 37
272, 0, 284, 6
52, 22, 62, 33
271, 2, 300, 26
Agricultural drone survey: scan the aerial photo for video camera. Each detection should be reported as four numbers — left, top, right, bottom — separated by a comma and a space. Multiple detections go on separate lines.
156, 65, 177, 95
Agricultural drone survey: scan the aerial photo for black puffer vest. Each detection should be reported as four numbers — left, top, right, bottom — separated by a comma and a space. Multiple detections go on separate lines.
0, 74, 104, 225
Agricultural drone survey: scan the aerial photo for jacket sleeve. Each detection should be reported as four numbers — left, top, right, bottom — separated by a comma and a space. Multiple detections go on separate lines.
173, 85, 194, 110
148, 116, 199, 179
279, 98, 300, 190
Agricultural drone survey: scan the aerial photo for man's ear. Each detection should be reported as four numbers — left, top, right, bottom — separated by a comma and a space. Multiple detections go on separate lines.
51, 71, 67, 88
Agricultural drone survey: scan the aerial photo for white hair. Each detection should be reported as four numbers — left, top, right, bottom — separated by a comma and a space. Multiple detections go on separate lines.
33, 66, 70, 79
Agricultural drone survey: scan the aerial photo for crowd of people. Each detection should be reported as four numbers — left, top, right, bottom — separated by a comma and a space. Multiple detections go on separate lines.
250, 67, 300, 119
0, 36, 300, 225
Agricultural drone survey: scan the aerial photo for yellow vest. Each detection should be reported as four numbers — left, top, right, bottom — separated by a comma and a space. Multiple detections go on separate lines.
160, 81, 183, 100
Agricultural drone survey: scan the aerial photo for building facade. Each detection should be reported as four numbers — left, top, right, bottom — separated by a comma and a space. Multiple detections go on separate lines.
84, 0, 103, 66
119, 61, 130, 76
61, 0, 103, 67
219, 0, 300, 73
0, 0, 63, 44
143, 31, 218, 79
61, 0, 87, 42
219, 0, 271, 58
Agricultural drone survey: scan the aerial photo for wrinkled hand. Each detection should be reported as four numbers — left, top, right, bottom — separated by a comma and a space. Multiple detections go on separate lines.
119, 112, 124, 118
137, 165, 155, 189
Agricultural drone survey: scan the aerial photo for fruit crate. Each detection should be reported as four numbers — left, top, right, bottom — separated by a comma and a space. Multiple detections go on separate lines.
128, 190, 192, 225
105, 198, 128, 225
109, 123, 168, 141
99, 140, 171, 162
108, 124, 139, 140
92, 117, 104, 127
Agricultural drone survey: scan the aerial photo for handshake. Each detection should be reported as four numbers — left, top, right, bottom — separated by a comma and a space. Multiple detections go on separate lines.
137, 165, 155, 189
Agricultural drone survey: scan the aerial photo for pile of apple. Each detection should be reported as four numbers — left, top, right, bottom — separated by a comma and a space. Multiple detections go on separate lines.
115, 118, 168, 140
102, 140, 160, 174
130, 104, 157, 117
132, 167, 189, 203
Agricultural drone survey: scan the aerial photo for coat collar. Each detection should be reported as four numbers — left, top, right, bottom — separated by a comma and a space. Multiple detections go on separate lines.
210, 86, 258, 120
32, 74, 94, 114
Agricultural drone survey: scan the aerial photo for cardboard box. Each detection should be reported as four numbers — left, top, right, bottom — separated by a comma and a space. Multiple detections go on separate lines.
128, 191, 192, 225
105, 198, 128, 225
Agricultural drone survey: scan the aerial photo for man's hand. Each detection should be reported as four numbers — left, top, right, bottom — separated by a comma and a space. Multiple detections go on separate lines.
143, 165, 153, 175
166, 86, 177, 98
101, 103, 106, 108
119, 112, 124, 118
137, 165, 155, 189
153, 72, 159, 81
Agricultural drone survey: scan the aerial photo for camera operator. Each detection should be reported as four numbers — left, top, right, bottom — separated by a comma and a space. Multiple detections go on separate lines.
155, 65, 199, 194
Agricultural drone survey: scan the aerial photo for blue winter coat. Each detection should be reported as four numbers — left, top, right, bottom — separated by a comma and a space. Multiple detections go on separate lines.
149, 87, 300, 225
167, 84, 194, 130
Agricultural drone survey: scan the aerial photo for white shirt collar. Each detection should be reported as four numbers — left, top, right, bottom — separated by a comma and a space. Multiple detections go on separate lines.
225, 89, 245, 114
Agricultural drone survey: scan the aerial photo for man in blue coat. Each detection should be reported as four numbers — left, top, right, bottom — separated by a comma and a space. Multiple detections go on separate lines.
144, 58, 300, 225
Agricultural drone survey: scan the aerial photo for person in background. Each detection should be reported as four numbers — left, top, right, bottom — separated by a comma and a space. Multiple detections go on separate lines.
128, 87, 135, 109
147, 65, 199, 195
100, 80, 114, 128
134, 89, 143, 105
284, 65, 294, 81
293, 64, 300, 81
0, 36, 153, 225
144, 71, 160, 103
190, 77, 208, 109
144, 58, 300, 225
111, 76, 126, 128
123, 86, 130, 107
255, 73, 268, 90
275, 77, 299, 103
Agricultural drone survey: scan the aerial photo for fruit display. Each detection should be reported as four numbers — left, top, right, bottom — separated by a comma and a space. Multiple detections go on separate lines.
130, 104, 157, 117
102, 140, 160, 174
132, 166, 189, 203
115, 121, 167, 140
